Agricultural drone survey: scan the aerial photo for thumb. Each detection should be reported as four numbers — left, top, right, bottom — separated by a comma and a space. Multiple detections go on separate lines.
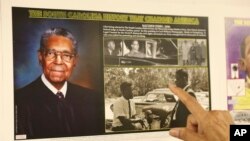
169, 128, 205, 141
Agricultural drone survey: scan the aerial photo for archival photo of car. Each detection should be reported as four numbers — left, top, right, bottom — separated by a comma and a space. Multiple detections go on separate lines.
103, 38, 178, 66
134, 88, 177, 129
104, 67, 210, 133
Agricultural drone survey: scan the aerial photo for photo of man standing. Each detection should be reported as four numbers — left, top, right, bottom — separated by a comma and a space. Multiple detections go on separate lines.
170, 69, 196, 128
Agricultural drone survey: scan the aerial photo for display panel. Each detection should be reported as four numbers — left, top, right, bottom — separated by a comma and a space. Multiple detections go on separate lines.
13, 7, 210, 139
225, 18, 250, 124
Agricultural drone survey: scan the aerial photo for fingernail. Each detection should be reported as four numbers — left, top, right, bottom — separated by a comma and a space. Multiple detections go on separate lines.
169, 129, 180, 138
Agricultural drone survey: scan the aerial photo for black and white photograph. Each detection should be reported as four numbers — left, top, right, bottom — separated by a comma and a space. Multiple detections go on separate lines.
104, 38, 178, 66
177, 39, 208, 66
104, 67, 210, 133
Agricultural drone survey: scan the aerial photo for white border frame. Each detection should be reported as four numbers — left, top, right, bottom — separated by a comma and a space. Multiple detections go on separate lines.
2, 0, 250, 140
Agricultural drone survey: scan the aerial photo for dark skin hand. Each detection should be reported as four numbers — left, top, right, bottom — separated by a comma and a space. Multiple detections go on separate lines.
117, 116, 135, 129
168, 84, 234, 141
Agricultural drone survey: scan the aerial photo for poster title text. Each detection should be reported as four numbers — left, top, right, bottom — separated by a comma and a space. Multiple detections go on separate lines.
28, 9, 200, 25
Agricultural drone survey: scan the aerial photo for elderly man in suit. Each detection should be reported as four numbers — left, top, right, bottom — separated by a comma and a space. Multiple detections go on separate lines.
15, 27, 101, 139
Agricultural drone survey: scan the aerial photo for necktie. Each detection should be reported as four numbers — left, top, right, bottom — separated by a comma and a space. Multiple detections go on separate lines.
56, 91, 64, 99
128, 100, 131, 119
55, 91, 72, 134
172, 101, 179, 120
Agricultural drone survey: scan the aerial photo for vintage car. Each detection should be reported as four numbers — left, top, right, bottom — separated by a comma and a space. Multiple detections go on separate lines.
134, 88, 178, 129
105, 88, 209, 131
135, 88, 177, 111
195, 91, 210, 110
104, 38, 178, 66
105, 88, 177, 131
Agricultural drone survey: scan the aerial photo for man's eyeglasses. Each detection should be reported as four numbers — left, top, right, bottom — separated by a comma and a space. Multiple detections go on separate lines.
41, 49, 76, 62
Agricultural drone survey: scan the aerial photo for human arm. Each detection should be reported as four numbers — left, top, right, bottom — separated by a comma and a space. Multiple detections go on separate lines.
117, 116, 136, 129
168, 84, 233, 141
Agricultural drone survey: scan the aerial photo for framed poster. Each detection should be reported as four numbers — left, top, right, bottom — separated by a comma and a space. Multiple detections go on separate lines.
225, 18, 250, 124
13, 7, 210, 139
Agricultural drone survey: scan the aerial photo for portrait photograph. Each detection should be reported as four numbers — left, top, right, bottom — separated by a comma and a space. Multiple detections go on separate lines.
13, 7, 104, 139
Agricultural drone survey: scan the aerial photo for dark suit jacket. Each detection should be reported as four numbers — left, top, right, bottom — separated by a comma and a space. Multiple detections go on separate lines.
15, 77, 103, 139
170, 86, 196, 128
104, 48, 118, 56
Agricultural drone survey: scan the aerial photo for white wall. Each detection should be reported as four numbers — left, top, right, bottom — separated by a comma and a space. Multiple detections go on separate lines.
1, 0, 250, 140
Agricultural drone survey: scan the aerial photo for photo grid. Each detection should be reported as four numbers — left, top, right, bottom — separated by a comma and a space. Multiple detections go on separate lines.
103, 37, 210, 133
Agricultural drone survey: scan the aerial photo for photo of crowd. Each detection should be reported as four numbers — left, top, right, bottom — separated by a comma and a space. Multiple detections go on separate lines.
178, 39, 208, 66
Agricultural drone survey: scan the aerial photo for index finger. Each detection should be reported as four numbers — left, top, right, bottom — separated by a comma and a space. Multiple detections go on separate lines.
169, 83, 207, 120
